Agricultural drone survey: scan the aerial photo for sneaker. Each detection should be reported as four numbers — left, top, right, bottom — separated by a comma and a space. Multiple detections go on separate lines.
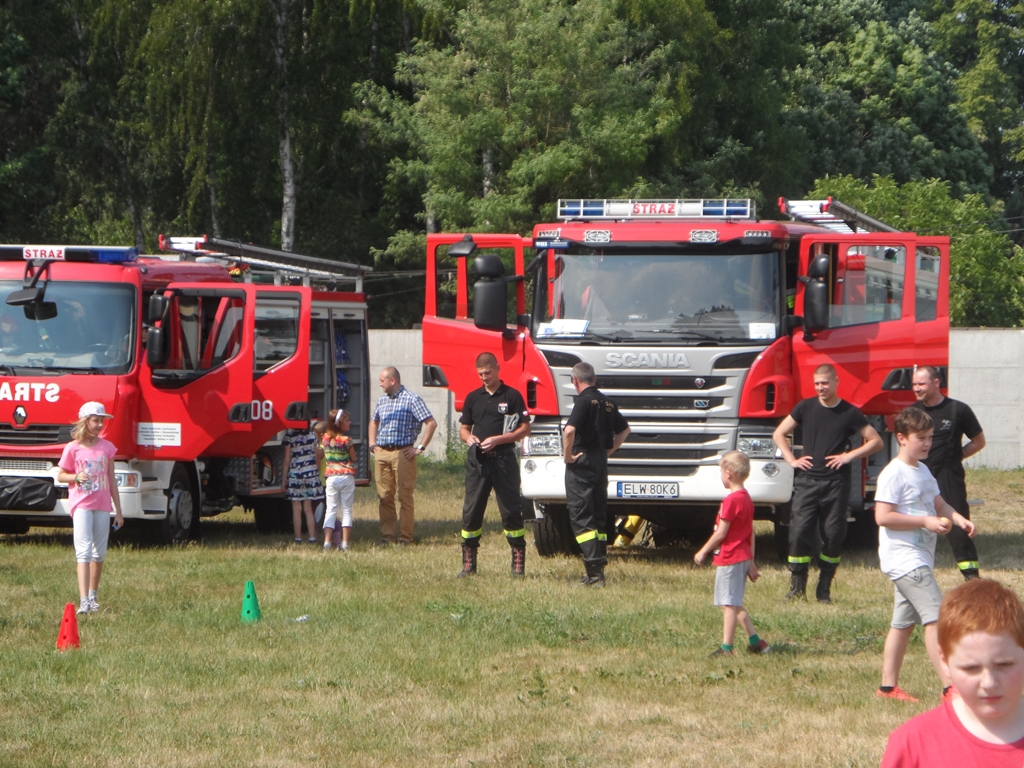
294, 538, 303, 545
307, 538, 317, 544
323, 543, 333, 552
340, 542, 349, 551
710, 648, 734, 657
748, 639, 771, 654
77, 602, 90, 616
397, 540, 410, 547
88, 599, 100, 614
876, 686, 919, 702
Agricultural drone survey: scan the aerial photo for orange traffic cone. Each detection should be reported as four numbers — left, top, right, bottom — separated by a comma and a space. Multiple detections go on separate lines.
56, 603, 80, 651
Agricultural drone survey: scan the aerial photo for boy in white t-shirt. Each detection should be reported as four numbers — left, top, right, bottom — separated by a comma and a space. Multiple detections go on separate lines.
874, 406, 976, 703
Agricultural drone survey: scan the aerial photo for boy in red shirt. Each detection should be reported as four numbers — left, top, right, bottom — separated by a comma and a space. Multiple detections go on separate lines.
881, 579, 1024, 766
694, 451, 771, 656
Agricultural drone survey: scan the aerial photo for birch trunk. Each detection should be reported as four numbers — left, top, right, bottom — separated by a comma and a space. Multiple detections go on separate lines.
271, 0, 296, 251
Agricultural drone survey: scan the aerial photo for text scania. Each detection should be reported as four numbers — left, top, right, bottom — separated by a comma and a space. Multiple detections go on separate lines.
606, 352, 689, 369
0, 382, 60, 402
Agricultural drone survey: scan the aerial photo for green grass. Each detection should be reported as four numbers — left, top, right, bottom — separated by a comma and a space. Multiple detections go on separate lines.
3, 467, 1024, 766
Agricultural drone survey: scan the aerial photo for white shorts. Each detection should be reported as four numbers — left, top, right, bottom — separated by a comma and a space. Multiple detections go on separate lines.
324, 475, 355, 530
73, 508, 111, 563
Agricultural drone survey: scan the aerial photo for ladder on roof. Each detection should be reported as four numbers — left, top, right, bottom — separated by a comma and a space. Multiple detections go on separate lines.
157, 235, 372, 292
778, 197, 899, 234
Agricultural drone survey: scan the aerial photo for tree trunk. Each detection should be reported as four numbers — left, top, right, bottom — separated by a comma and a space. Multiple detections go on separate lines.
270, 0, 296, 252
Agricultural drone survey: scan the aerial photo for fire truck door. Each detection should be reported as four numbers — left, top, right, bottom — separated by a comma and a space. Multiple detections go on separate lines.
248, 287, 312, 443
422, 233, 546, 410
137, 283, 258, 461
791, 234, 919, 412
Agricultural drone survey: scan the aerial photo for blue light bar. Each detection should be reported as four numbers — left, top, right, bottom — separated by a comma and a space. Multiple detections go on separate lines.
556, 199, 756, 221
92, 247, 138, 263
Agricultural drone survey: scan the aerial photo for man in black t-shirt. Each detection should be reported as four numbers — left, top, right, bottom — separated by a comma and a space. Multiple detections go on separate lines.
773, 364, 883, 603
458, 352, 532, 577
562, 362, 630, 587
911, 365, 986, 580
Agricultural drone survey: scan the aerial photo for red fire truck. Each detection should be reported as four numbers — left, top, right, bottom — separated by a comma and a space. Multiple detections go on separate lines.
0, 237, 370, 543
421, 198, 948, 557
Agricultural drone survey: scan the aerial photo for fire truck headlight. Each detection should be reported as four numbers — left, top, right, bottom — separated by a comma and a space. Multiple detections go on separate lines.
738, 435, 777, 458
761, 462, 780, 478
115, 471, 141, 489
524, 434, 561, 456
524, 460, 536, 474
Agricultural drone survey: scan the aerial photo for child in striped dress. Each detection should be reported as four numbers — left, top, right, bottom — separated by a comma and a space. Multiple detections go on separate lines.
284, 424, 325, 544
322, 409, 356, 551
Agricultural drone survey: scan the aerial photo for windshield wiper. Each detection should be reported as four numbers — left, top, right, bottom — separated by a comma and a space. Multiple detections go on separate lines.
580, 330, 633, 343
34, 365, 105, 375
649, 328, 724, 341
0, 363, 16, 376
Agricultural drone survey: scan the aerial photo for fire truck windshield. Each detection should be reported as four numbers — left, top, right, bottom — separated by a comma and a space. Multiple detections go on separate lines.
0, 282, 135, 374
536, 250, 781, 343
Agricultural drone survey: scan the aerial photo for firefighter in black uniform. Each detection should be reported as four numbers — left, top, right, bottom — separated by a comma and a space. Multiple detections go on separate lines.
458, 352, 532, 577
562, 362, 631, 587
912, 365, 986, 580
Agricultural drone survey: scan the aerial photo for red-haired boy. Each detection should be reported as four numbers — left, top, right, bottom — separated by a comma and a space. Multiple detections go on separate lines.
881, 579, 1024, 765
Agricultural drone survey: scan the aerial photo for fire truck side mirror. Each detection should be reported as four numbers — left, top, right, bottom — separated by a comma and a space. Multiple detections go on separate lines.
148, 294, 168, 324
473, 254, 508, 333
146, 326, 168, 367
800, 253, 831, 336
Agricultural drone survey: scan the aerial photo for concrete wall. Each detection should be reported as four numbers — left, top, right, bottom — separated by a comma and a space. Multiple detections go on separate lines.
368, 329, 455, 460
370, 327, 1019, 468
951, 329, 1021, 470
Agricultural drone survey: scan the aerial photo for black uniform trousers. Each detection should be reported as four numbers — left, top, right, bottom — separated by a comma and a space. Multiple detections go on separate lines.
461, 450, 525, 549
788, 471, 851, 575
931, 466, 979, 572
565, 449, 608, 566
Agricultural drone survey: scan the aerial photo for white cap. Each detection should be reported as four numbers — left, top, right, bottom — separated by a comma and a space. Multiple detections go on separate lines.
79, 402, 114, 420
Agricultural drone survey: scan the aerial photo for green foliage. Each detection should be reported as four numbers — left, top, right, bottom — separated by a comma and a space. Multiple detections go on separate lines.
811, 174, 1024, 326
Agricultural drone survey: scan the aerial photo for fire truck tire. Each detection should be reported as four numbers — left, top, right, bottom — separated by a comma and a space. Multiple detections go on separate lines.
151, 464, 200, 545
773, 501, 792, 562
251, 498, 291, 534
532, 504, 582, 557
0, 515, 30, 534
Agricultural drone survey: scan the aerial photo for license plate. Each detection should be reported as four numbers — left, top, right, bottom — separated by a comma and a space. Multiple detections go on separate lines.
616, 481, 679, 499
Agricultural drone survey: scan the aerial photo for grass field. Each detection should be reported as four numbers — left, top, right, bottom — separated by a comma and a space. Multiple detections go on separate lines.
3, 465, 1024, 767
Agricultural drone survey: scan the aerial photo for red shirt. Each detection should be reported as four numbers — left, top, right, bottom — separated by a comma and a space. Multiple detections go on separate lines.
881, 699, 1024, 767
713, 489, 753, 566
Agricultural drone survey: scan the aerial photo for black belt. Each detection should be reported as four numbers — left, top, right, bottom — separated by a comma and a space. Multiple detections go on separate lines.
378, 444, 412, 451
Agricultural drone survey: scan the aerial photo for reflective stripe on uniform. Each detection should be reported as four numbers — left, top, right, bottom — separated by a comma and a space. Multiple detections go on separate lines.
788, 556, 811, 564
504, 528, 526, 539
957, 561, 980, 571
819, 554, 841, 565
576, 530, 598, 544
461, 529, 483, 539
597, 532, 608, 541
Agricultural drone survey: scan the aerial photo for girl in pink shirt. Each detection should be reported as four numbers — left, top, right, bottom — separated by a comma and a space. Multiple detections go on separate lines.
57, 402, 123, 615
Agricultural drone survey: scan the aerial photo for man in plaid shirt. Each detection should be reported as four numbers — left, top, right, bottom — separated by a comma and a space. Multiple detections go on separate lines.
368, 366, 437, 544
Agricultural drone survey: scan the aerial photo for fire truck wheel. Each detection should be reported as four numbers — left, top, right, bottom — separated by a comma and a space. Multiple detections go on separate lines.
532, 504, 582, 557
152, 464, 200, 545
0, 516, 30, 534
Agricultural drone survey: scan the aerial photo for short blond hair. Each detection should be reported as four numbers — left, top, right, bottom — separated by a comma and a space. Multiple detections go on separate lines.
719, 450, 750, 481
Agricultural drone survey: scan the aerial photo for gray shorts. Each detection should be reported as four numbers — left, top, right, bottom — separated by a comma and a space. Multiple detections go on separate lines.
714, 561, 750, 607
891, 566, 943, 629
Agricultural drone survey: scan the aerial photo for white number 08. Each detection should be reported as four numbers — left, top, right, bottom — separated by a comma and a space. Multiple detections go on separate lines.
251, 400, 274, 421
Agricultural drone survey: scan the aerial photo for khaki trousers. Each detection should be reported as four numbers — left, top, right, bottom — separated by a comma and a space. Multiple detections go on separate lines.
374, 448, 417, 543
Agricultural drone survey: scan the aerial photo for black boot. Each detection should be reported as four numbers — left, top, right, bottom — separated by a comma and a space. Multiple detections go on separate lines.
581, 559, 605, 587
511, 547, 525, 577
457, 544, 477, 578
816, 569, 835, 603
961, 568, 980, 581
786, 570, 807, 601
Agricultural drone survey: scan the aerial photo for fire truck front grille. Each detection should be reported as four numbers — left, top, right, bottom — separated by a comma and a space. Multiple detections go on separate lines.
608, 396, 726, 410
611, 429, 731, 474
0, 459, 53, 472
0, 424, 70, 446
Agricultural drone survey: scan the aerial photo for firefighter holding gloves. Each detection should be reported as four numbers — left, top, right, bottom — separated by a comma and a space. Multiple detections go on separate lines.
562, 362, 630, 587
773, 363, 882, 603
457, 353, 531, 577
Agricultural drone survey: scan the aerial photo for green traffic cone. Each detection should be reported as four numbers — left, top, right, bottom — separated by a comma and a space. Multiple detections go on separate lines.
241, 580, 262, 622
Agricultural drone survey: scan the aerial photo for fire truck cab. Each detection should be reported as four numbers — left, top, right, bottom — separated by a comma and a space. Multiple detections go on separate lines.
421, 198, 949, 556
0, 239, 371, 543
